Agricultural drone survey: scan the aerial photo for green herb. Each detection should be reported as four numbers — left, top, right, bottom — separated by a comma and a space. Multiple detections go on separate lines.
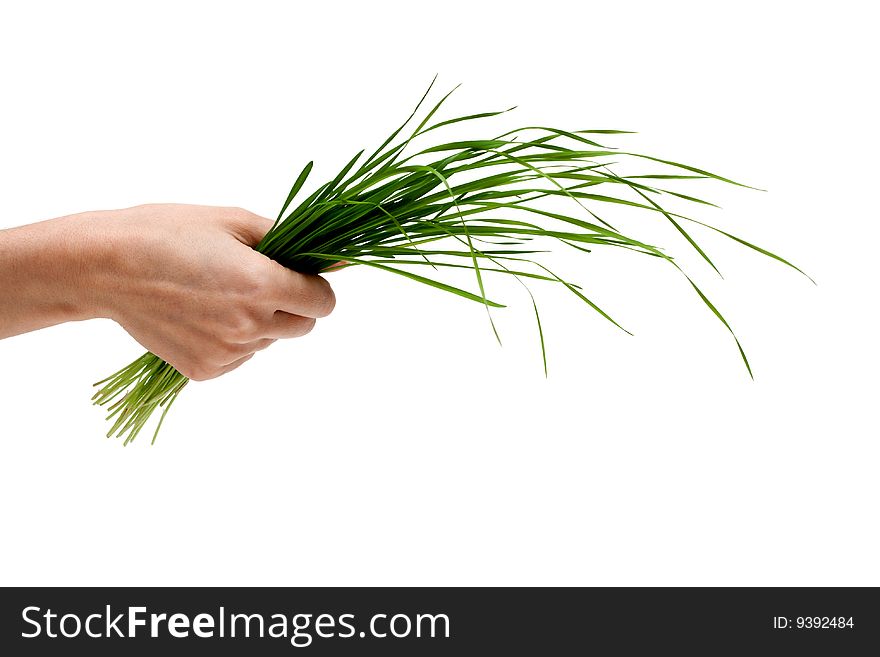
92, 78, 811, 445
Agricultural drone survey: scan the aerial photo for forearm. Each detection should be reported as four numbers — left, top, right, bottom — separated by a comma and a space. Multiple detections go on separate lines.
0, 213, 109, 338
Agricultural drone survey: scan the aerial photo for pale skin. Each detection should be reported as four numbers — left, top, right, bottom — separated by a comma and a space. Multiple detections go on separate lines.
0, 204, 336, 381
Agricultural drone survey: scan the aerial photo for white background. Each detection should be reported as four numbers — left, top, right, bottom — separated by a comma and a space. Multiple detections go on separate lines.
0, 0, 877, 586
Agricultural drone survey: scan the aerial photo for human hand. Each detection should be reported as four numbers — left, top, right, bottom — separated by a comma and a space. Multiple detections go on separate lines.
0, 204, 335, 380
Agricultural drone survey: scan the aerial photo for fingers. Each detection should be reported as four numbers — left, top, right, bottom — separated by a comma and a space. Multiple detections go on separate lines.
265, 264, 336, 318
248, 337, 277, 353
266, 311, 316, 339
226, 208, 274, 247
224, 337, 277, 357
215, 353, 254, 378
180, 312, 312, 381
221, 208, 336, 319
176, 350, 256, 382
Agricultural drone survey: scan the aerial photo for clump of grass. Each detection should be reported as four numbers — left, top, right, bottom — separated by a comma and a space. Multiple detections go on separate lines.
92, 77, 811, 445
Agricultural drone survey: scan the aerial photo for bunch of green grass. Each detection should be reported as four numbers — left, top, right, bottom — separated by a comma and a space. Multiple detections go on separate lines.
92, 78, 810, 445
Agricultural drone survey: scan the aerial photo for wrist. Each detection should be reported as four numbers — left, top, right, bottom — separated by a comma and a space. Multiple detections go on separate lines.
61, 210, 128, 323
27, 211, 121, 324
0, 209, 134, 338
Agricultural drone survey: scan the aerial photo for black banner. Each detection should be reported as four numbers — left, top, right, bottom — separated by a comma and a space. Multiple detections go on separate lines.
1, 587, 877, 654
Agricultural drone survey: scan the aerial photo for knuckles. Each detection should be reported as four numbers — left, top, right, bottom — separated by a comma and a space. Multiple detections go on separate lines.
297, 317, 318, 337
234, 260, 273, 298
309, 277, 336, 318
223, 312, 262, 343
226, 206, 257, 222
178, 361, 218, 382
211, 339, 246, 363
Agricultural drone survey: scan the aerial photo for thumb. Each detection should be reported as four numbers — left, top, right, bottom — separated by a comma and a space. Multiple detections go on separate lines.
226, 208, 274, 248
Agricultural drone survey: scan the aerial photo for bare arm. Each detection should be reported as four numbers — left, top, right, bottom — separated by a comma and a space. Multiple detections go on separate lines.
0, 204, 335, 380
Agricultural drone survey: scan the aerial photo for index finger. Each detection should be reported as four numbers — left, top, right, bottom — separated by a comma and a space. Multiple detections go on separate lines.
266, 262, 336, 319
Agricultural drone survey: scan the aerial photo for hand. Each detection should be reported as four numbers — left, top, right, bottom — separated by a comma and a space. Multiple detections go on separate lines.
0, 204, 336, 381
